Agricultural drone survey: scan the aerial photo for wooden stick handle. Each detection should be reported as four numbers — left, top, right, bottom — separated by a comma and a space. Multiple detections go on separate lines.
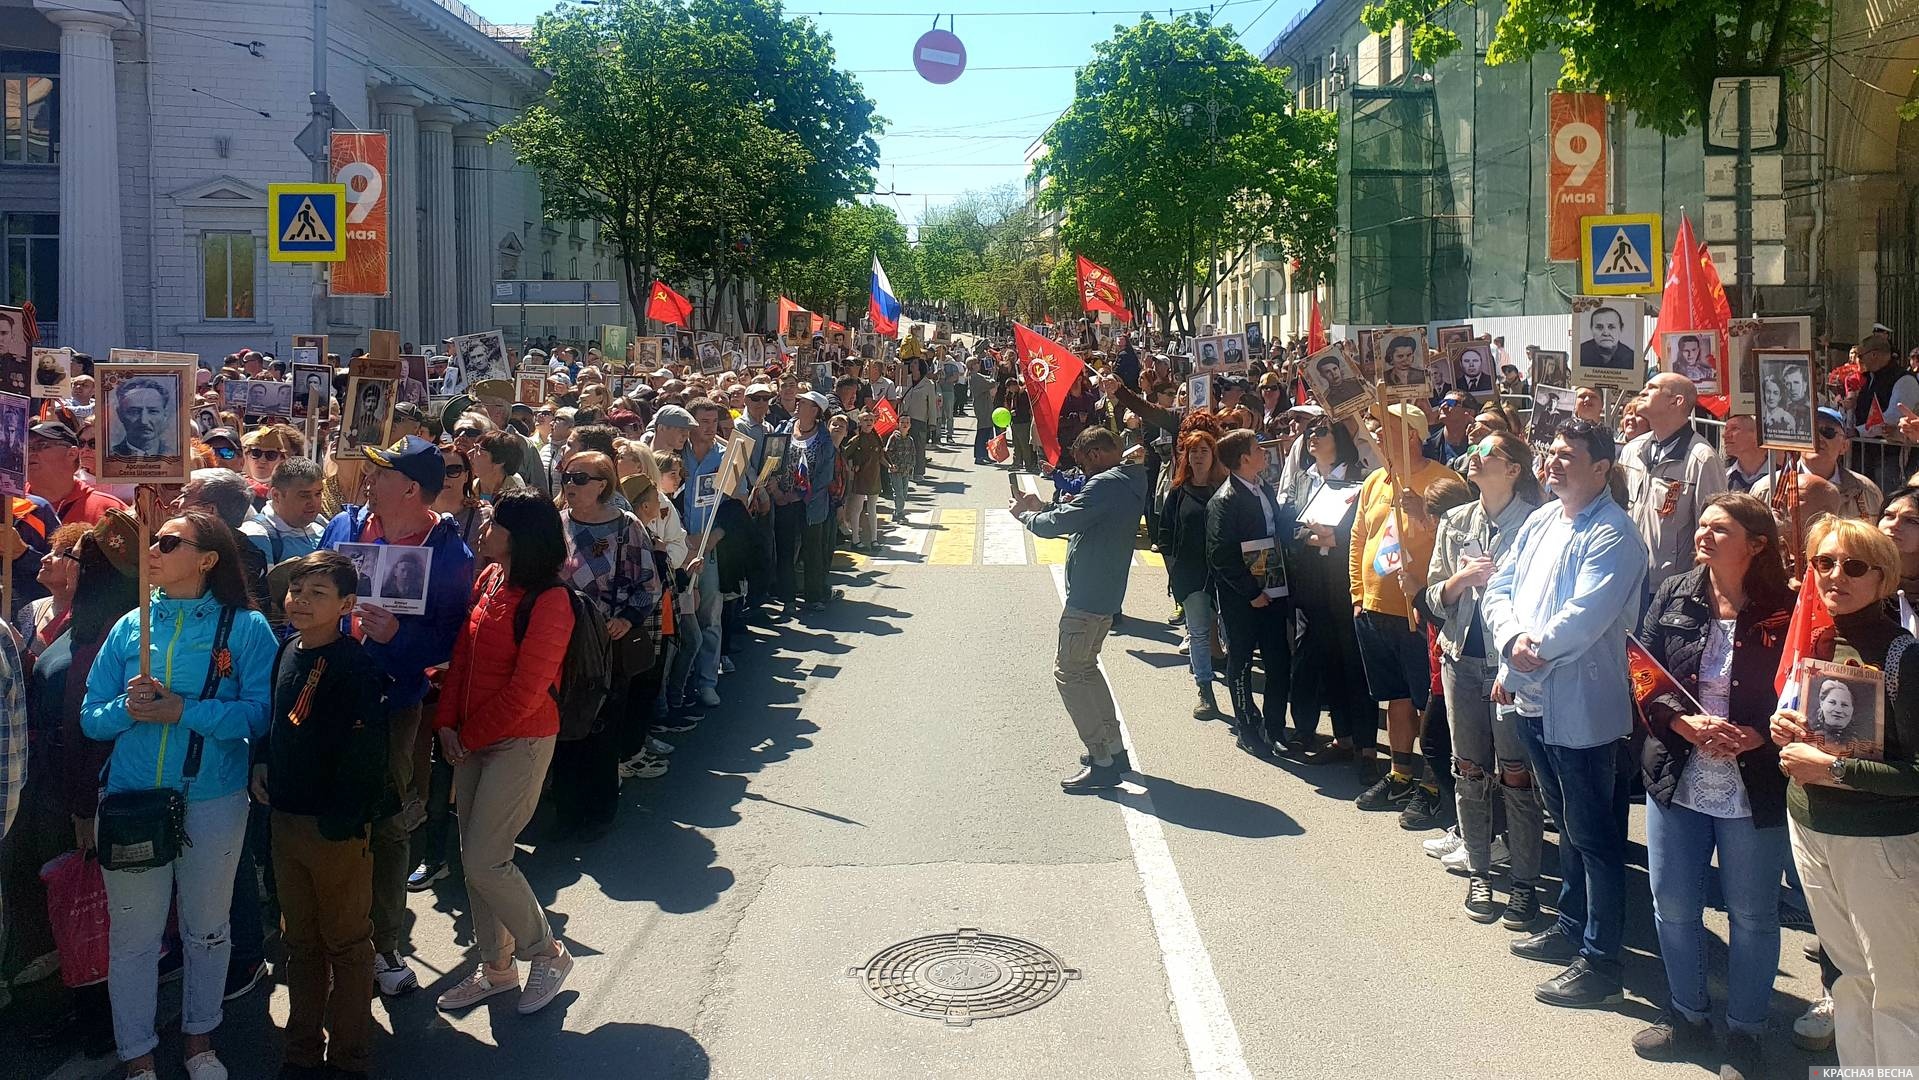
1, 495, 13, 623
136, 487, 153, 679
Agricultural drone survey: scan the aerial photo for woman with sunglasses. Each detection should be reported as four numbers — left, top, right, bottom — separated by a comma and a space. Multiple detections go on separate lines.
1423, 431, 1545, 918
431, 444, 489, 549
551, 452, 661, 836
1631, 493, 1794, 1075
433, 491, 576, 1017
1285, 416, 1374, 759
1769, 516, 1919, 1069
1157, 429, 1227, 720
79, 510, 277, 1080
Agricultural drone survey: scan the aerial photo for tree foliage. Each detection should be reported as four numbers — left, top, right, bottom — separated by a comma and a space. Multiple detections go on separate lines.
764, 201, 911, 318
1359, 0, 1825, 136
496, 0, 881, 327
1033, 13, 1337, 333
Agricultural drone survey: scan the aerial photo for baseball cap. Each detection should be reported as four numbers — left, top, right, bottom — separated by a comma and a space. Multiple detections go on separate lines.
745, 383, 774, 397
799, 391, 831, 414
1286, 403, 1326, 418
653, 404, 697, 429
364, 435, 448, 490
1816, 406, 1849, 431
1383, 402, 1430, 437
393, 401, 425, 425
1862, 332, 1893, 355
28, 420, 78, 446
203, 426, 241, 448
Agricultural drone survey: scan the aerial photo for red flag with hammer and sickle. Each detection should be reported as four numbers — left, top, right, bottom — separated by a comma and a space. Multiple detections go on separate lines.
1075, 254, 1132, 324
646, 279, 693, 328
1013, 321, 1088, 467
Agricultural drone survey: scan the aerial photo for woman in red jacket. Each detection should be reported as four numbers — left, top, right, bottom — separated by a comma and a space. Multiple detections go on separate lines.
432, 490, 577, 1017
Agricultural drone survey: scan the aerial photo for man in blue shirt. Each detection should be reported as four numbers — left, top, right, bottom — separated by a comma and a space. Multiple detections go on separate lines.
1483, 418, 1646, 1009
1011, 427, 1147, 793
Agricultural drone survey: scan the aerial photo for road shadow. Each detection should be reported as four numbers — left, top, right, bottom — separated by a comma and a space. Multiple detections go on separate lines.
1106, 773, 1305, 839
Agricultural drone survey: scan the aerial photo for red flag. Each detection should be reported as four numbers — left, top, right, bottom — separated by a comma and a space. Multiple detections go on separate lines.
1652, 216, 1732, 417
1075, 254, 1132, 323
1307, 290, 1328, 354
1627, 635, 1704, 732
1774, 584, 1838, 699
646, 279, 693, 328
873, 397, 899, 439
1012, 321, 1088, 467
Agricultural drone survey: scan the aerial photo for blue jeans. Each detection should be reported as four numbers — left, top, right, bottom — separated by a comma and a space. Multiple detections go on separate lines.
691, 558, 722, 694
1646, 798, 1789, 1032
1516, 716, 1628, 968
103, 791, 250, 1061
889, 471, 908, 518
1181, 588, 1220, 686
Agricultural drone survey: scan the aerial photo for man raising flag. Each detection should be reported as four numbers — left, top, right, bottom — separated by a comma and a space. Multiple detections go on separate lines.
870, 256, 901, 339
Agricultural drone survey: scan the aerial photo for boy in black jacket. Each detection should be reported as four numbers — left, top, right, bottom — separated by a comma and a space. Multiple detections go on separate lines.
249, 551, 387, 1080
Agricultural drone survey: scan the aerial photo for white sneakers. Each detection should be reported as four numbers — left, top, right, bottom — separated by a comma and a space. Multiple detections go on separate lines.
1426, 827, 1511, 872
1794, 995, 1835, 1051
619, 753, 668, 780
438, 943, 573, 1016
183, 1050, 228, 1080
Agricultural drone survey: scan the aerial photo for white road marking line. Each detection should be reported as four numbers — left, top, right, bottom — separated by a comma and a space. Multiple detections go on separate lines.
981, 510, 1029, 565
1049, 565, 1252, 1080
869, 509, 938, 565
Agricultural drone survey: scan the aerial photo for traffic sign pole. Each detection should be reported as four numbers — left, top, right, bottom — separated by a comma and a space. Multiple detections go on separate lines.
308, 0, 333, 345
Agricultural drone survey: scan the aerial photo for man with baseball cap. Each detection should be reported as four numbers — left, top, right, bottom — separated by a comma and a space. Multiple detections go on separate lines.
319, 436, 476, 997
26, 419, 125, 525
1349, 402, 1457, 824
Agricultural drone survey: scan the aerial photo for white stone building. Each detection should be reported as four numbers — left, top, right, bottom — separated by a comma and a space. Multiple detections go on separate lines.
0, 0, 631, 361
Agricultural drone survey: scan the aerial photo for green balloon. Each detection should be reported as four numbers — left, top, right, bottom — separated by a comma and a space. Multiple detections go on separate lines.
992, 407, 1012, 428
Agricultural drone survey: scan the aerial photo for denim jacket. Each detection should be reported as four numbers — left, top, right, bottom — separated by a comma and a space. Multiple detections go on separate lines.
1481, 495, 1648, 749
1423, 495, 1538, 663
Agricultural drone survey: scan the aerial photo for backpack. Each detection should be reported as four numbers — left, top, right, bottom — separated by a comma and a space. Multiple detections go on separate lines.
513, 582, 613, 742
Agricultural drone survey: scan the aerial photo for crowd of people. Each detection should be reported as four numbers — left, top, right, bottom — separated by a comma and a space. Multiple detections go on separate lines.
1013, 322, 1917, 1080
0, 315, 1915, 1080
0, 326, 987, 1079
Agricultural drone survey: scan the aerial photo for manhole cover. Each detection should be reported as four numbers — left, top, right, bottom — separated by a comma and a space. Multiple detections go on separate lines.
848, 928, 1080, 1026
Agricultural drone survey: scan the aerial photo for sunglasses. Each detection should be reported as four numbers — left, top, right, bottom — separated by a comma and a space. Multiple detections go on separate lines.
245, 448, 282, 461
442, 462, 467, 476
150, 534, 206, 554
1816, 426, 1843, 440
1809, 554, 1875, 579
454, 427, 484, 439
1306, 425, 1332, 437
560, 471, 603, 487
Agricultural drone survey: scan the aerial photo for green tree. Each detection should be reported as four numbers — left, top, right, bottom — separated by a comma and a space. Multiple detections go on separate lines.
766, 201, 911, 317
1033, 13, 1337, 333
1358, 0, 1824, 136
496, 0, 881, 328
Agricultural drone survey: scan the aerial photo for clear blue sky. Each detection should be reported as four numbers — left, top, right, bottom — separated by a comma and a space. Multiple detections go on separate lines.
472, 0, 1309, 228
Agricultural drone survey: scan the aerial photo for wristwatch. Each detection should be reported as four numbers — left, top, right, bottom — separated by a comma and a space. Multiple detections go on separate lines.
1828, 757, 1850, 784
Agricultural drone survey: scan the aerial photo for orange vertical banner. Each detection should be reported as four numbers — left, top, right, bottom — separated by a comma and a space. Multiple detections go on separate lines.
1547, 92, 1608, 263
329, 132, 389, 297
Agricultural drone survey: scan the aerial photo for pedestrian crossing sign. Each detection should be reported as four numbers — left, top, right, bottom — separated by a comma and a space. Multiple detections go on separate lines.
267, 183, 347, 263
1579, 213, 1662, 295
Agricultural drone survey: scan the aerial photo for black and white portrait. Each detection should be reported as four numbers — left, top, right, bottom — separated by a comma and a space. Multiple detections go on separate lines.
0, 391, 27, 496
1530, 384, 1576, 448
450, 330, 509, 384
31, 347, 70, 400
1800, 660, 1885, 761
341, 376, 393, 454
1532, 349, 1572, 391
1661, 331, 1722, 395
1449, 340, 1498, 397
291, 364, 331, 420
398, 355, 430, 408
1572, 296, 1645, 392
98, 364, 191, 482
1305, 344, 1370, 420
743, 334, 765, 369
1757, 349, 1815, 450
1376, 327, 1430, 403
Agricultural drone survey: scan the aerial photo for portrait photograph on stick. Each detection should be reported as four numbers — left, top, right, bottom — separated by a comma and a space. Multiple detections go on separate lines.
450, 329, 509, 383
1570, 295, 1645, 393
633, 336, 662, 371
1529, 385, 1576, 448
1659, 331, 1723, 395
291, 363, 331, 420
340, 375, 395, 455
1532, 348, 1572, 391
1727, 316, 1811, 413
1304, 344, 1371, 420
1756, 348, 1816, 450
336, 541, 432, 616
1448, 339, 1498, 396
1374, 327, 1431, 403
0, 391, 26, 496
31, 347, 71, 400
97, 362, 193, 483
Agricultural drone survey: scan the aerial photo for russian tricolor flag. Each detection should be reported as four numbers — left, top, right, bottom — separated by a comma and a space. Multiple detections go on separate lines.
870, 255, 901, 338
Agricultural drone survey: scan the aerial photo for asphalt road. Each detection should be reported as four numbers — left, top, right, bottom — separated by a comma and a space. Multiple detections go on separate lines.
22, 410, 1837, 1080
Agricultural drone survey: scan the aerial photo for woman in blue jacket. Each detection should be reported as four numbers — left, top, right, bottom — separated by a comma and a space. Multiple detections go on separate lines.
82, 509, 276, 1080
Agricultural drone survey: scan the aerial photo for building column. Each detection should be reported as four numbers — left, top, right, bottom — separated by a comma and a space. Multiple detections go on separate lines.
453, 122, 492, 335
372, 87, 423, 343
37, 0, 132, 355
416, 106, 459, 345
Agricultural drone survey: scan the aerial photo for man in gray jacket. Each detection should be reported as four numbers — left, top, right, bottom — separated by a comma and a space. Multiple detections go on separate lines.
1620, 373, 1725, 596
1010, 428, 1147, 793
969, 361, 997, 464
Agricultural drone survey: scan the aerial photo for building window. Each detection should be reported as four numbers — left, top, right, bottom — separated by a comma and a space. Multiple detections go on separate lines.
201, 232, 257, 320
540, 251, 553, 279
2, 76, 56, 165
3, 212, 57, 320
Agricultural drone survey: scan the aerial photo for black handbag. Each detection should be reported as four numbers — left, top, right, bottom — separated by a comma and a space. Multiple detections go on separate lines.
97, 607, 237, 873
